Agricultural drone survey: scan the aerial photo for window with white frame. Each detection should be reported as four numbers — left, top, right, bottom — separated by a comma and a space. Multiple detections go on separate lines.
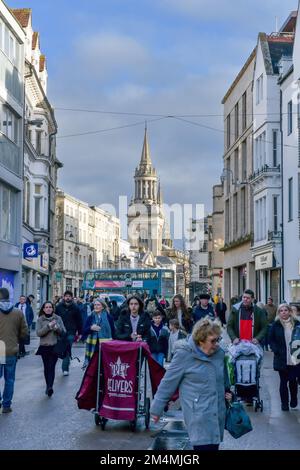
23, 177, 30, 225
2, 24, 17, 64
272, 130, 278, 166
234, 103, 239, 140
1, 105, 19, 145
288, 101, 293, 135
242, 91, 247, 131
34, 184, 42, 229
199, 265, 208, 278
0, 182, 17, 244
288, 177, 293, 221
241, 187, 246, 236
36, 130, 42, 154
273, 195, 278, 232
256, 74, 263, 104
255, 196, 267, 241
226, 114, 231, 149
65, 252, 69, 270
255, 132, 266, 170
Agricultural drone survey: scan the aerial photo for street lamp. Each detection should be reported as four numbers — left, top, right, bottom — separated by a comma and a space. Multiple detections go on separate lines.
220, 168, 248, 186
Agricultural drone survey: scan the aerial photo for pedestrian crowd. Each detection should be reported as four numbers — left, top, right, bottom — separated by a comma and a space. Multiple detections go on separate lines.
1, 285, 300, 451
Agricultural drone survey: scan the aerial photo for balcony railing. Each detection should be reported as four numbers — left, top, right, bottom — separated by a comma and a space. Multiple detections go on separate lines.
249, 164, 281, 181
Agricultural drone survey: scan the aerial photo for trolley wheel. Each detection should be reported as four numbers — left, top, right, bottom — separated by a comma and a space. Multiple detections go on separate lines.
130, 420, 137, 432
260, 400, 263, 412
145, 398, 151, 429
94, 414, 101, 426
100, 417, 108, 430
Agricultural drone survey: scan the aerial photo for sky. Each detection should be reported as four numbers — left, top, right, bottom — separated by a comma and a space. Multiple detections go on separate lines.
8, 0, 299, 221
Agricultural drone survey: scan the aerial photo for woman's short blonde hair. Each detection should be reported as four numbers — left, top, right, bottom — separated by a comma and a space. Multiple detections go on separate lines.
94, 298, 108, 310
192, 316, 222, 344
275, 303, 295, 322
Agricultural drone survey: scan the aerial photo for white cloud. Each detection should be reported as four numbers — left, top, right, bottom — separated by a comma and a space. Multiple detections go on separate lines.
75, 32, 149, 79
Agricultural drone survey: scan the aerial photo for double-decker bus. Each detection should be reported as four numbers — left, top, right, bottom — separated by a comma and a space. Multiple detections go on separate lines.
82, 268, 175, 300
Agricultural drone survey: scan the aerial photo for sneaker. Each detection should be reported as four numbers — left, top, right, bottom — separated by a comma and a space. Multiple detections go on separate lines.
47, 388, 53, 397
290, 399, 298, 409
281, 404, 289, 411
63, 371, 69, 376
2, 407, 12, 413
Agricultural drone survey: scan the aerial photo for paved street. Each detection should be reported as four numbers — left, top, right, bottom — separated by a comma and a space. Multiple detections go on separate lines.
1, 335, 300, 450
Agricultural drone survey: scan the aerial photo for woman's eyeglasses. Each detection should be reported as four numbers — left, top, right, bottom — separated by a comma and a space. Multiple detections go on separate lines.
209, 337, 221, 344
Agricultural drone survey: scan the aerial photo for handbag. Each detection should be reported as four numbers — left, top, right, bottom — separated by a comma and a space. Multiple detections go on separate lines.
225, 401, 253, 439
53, 333, 70, 359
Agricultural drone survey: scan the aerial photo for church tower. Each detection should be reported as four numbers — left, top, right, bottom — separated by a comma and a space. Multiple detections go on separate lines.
128, 127, 164, 257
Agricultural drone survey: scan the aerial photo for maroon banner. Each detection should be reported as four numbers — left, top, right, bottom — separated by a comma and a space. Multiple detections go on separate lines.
76, 340, 178, 418
99, 341, 140, 420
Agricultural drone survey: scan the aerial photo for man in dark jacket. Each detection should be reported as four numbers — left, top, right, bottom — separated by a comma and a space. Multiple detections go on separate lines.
193, 294, 215, 322
227, 289, 267, 345
0, 288, 28, 412
215, 298, 227, 326
55, 291, 82, 376
15, 295, 34, 357
116, 295, 151, 343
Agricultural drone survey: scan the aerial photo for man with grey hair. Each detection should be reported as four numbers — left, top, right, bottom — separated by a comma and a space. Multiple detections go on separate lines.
0, 288, 28, 413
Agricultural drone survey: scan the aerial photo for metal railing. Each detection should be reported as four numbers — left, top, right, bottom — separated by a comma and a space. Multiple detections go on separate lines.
249, 164, 281, 181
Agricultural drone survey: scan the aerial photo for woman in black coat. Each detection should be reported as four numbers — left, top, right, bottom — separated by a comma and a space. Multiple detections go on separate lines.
269, 304, 300, 411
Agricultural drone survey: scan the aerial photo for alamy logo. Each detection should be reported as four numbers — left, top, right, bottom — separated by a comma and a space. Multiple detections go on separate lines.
110, 356, 130, 378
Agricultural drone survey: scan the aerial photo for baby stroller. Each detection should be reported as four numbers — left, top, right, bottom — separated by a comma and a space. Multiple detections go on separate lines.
234, 353, 263, 412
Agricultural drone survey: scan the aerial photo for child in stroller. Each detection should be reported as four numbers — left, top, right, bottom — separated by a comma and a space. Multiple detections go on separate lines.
228, 342, 264, 412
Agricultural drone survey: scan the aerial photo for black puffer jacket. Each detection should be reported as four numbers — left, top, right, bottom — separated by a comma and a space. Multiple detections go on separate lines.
116, 312, 151, 342
269, 319, 300, 371
55, 301, 82, 336
148, 324, 169, 356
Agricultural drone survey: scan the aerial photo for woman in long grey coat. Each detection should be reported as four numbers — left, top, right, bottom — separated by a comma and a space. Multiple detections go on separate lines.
150, 317, 231, 451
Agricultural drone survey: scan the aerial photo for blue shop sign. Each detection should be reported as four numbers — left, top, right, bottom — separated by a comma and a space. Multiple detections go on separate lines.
23, 243, 39, 258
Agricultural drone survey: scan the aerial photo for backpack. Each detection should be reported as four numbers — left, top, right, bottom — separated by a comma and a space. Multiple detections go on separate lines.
146, 300, 157, 314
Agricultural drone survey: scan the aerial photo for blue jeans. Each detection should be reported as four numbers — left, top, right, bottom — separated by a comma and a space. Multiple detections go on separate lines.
0, 356, 17, 408
152, 352, 165, 366
61, 335, 75, 372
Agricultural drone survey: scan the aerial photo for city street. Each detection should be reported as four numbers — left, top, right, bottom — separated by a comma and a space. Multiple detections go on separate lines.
1, 334, 300, 450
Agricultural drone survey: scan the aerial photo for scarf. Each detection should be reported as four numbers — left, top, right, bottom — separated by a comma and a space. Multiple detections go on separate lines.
281, 317, 293, 365
85, 311, 112, 364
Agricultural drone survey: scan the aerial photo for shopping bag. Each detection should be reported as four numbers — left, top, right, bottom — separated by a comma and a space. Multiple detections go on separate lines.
225, 401, 253, 439
290, 325, 300, 365
53, 333, 70, 359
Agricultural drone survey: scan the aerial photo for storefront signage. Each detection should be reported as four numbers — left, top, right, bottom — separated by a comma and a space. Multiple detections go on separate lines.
255, 252, 273, 270
40, 252, 49, 270
23, 243, 38, 259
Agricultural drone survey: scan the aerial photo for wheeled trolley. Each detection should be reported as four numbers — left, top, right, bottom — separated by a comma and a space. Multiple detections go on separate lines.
93, 341, 151, 432
234, 353, 263, 412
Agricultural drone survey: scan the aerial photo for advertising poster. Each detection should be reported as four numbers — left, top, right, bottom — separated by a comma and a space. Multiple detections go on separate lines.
0, 269, 15, 300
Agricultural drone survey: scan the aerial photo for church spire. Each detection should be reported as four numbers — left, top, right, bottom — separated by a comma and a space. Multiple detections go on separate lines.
140, 123, 152, 166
